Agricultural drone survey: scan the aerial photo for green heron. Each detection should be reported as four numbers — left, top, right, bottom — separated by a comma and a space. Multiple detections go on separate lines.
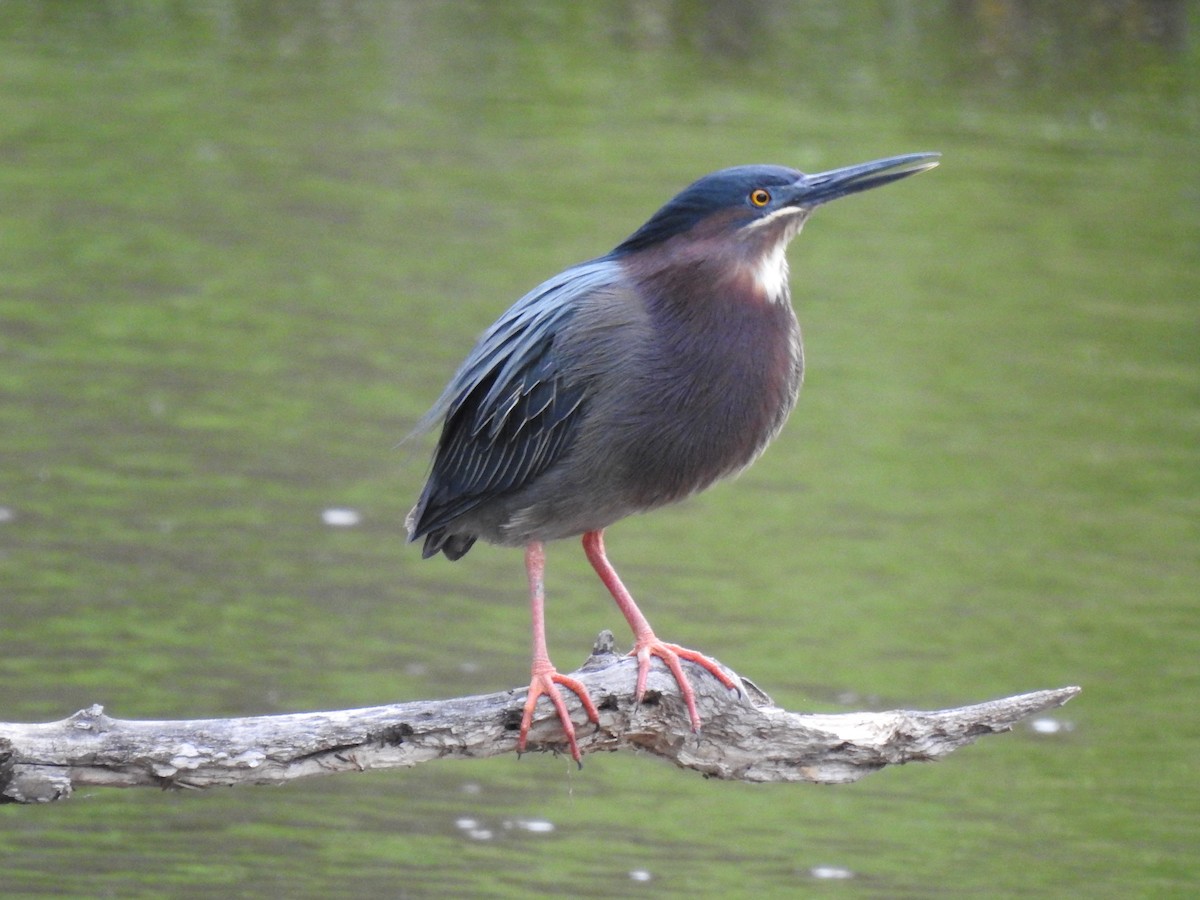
408, 152, 940, 763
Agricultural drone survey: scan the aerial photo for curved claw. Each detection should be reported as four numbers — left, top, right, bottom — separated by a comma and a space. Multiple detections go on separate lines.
632, 640, 739, 732
518, 669, 600, 764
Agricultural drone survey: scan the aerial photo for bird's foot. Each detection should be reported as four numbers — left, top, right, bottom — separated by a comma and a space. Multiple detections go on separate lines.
518, 665, 600, 765
630, 638, 739, 732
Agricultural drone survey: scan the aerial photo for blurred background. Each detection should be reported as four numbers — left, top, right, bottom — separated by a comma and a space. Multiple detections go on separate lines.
1, 1, 1196, 896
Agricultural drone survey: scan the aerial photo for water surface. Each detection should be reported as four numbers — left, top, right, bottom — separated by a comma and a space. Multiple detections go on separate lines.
1, 2, 1197, 896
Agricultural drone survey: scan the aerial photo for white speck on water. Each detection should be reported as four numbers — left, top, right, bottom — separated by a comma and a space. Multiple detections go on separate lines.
1030, 716, 1074, 735
321, 507, 361, 527
454, 817, 494, 841
508, 818, 555, 834
628, 869, 652, 883
0, 507, 14, 524
810, 865, 855, 880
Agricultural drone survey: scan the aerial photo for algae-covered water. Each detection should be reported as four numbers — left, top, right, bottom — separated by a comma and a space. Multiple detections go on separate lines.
2, 2, 1197, 896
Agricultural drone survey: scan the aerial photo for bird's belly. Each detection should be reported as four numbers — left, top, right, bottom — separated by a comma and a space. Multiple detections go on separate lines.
500, 363, 798, 545
475, 401, 780, 547
614, 381, 793, 508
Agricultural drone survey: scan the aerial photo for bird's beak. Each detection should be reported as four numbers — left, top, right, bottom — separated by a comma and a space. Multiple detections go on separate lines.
786, 152, 940, 208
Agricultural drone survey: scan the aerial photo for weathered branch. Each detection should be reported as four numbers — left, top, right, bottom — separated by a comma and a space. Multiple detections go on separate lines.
0, 631, 1079, 804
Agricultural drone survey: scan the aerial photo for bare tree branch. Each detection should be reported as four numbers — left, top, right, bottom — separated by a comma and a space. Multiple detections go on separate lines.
0, 631, 1080, 804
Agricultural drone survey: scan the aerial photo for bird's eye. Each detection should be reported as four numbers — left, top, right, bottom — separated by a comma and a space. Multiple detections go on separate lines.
749, 188, 771, 207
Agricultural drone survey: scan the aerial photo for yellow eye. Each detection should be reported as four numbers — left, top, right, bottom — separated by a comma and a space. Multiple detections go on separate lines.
749, 188, 771, 207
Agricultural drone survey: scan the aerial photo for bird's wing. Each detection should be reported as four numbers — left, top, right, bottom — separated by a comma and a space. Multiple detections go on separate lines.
409, 258, 624, 540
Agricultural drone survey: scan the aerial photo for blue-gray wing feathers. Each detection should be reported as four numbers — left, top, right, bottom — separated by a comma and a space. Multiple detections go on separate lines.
408, 259, 622, 558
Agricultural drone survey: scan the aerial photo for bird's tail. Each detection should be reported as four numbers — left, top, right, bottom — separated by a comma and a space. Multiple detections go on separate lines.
407, 503, 476, 560
419, 527, 476, 561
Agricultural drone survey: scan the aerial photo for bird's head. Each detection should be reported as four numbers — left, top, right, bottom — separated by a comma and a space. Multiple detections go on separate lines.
611, 153, 940, 272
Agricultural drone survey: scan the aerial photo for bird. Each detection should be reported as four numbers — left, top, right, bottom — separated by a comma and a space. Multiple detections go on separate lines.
407, 152, 940, 764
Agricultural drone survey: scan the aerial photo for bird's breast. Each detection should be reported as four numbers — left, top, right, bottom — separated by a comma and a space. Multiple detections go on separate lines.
578, 273, 804, 510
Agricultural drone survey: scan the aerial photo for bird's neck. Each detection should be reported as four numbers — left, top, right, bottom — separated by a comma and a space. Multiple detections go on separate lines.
624, 232, 796, 314
618, 240, 802, 389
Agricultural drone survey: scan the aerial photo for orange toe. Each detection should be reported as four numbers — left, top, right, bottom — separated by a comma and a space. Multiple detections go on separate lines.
631, 638, 738, 731
518, 669, 600, 764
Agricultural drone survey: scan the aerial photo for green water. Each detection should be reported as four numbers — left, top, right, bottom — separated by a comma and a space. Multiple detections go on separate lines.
2, 2, 1197, 896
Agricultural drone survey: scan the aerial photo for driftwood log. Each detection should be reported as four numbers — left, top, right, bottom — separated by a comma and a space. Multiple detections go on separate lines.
0, 631, 1079, 804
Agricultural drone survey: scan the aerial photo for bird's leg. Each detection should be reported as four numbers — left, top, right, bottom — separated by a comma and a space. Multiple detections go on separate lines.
518, 541, 600, 764
581, 530, 738, 731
